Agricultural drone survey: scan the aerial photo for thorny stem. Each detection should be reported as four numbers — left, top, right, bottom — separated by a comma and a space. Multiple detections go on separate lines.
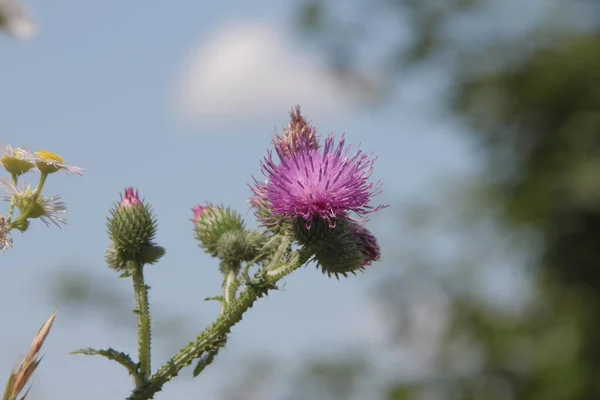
221, 270, 237, 312
219, 262, 241, 316
126, 248, 312, 400
130, 261, 152, 383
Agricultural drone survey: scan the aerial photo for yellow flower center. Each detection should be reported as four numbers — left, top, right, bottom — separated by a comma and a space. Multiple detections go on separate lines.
36, 150, 65, 164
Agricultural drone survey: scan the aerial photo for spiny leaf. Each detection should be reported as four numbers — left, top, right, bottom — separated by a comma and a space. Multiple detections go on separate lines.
192, 336, 228, 377
69, 347, 141, 383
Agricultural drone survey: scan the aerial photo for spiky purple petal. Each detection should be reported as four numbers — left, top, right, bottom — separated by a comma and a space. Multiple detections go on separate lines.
257, 133, 385, 227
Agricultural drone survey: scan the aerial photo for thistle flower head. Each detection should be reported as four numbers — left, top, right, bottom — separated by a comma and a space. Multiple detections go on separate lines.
106, 188, 164, 267
272, 105, 319, 159
27, 149, 84, 176
108, 188, 155, 243
0, 143, 36, 176
256, 133, 386, 228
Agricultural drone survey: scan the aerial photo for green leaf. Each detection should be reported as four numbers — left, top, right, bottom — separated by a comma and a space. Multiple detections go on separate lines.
192, 336, 228, 377
70, 347, 142, 385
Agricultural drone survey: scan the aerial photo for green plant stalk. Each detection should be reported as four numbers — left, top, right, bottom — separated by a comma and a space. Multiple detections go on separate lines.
32, 172, 48, 199
6, 173, 18, 223
130, 261, 152, 383
126, 248, 312, 400
224, 268, 240, 303
219, 262, 240, 315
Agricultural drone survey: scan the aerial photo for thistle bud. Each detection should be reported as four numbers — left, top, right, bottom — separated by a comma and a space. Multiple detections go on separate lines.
192, 204, 244, 257
248, 181, 286, 232
294, 218, 381, 278
106, 188, 164, 268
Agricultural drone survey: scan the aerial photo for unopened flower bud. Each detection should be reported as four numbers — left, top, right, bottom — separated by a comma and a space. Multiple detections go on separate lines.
105, 243, 127, 271
106, 188, 163, 267
347, 222, 381, 267
248, 181, 286, 232
215, 230, 267, 265
193, 204, 245, 258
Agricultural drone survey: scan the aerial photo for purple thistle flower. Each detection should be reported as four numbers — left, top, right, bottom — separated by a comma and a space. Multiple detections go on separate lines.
254, 133, 386, 228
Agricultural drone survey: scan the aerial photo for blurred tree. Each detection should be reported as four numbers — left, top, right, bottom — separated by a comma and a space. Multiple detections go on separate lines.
217, 1, 600, 399
47, 1, 600, 399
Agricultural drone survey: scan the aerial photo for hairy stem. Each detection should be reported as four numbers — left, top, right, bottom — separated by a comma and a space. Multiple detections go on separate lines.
224, 268, 239, 303
126, 248, 312, 400
219, 262, 240, 315
6, 174, 18, 223
130, 262, 151, 383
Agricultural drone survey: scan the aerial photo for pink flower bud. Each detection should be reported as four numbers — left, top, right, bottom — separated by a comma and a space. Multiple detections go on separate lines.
120, 187, 141, 208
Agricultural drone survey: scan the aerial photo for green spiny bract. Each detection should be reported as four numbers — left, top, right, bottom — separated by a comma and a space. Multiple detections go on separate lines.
194, 205, 243, 256
194, 205, 271, 267
293, 217, 380, 278
105, 193, 164, 270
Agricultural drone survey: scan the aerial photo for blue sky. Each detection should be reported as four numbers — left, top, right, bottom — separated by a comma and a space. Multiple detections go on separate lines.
0, 0, 482, 398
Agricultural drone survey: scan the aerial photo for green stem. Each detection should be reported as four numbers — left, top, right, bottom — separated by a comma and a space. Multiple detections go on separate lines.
219, 263, 240, 315
126, 248, 312, 400
32, 172, 48, 199
130, 262, 152, 383
6, 174, 18, 223
224, 269, 239, 303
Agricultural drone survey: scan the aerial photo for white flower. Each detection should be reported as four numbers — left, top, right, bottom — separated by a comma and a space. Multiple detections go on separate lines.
35, 195, 67, 227
26, 149, 84, 176
0, 176, 19, 197
0, 177, 68, 227
0, 142, 37, 176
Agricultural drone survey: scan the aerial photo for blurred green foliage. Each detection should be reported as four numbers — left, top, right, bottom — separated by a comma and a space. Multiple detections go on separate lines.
214, 1, 600, 399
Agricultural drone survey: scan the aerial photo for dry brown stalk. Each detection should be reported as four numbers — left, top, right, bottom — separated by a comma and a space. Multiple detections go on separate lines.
2, 311, 57, 400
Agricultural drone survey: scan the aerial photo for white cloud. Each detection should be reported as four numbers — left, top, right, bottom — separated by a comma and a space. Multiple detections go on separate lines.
0, 0, 36, 39
174, 22, 353, 125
